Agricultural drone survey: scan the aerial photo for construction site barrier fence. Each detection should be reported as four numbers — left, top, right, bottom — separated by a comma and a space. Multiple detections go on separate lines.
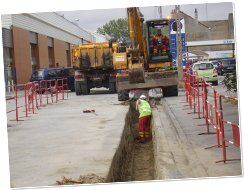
6, 78, 68, 125
183, 72, 240, 163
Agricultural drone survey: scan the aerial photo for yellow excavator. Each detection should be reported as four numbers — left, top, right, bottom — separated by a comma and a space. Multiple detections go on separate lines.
112, 7, 178, 100
72, 7, 178, 100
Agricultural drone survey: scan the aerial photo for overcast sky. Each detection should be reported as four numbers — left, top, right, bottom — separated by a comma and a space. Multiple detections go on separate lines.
54, 0, 240, 32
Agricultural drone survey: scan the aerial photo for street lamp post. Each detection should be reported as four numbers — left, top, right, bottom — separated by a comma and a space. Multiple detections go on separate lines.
172, 5, 184, 85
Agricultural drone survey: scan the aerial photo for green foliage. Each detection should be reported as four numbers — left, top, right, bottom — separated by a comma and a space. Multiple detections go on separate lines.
97, 18, 129, 43
159, 66, 177, 71
222, 71, 237, 93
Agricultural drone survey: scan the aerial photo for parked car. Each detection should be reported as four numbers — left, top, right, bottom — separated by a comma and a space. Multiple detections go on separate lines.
211, 60, 221, 69
30, 67, 75, 93
217, 58, 236, 75
192, 61, 218, 85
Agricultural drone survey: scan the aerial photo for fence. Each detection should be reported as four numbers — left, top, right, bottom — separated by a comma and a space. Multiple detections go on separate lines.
5, 78, 68, 124
183, 72, 240, 163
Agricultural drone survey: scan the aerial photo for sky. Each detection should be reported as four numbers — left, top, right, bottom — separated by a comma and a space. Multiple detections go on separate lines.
54, 0, 240, 32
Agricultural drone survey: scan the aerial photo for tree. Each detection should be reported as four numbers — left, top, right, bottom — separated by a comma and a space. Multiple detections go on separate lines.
97, 18, 129, 43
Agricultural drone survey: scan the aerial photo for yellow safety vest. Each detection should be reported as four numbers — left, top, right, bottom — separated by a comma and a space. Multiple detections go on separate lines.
138, 100, 152, 118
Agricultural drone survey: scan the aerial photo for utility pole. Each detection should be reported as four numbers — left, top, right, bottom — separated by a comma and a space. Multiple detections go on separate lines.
159, 6, 162, 18
172, 5, 184, 85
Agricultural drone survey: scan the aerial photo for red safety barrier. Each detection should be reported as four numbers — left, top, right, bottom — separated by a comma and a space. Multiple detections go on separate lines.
56, 78, 68, 100
6, 84, 30, 121
182, 72, 201, 119
182, 72, 240, 163
188, 72, 201, 118
6, 79, 69, 125
197, 80, 217, 136
216, 94, 240, 163
182, 72, 189, 103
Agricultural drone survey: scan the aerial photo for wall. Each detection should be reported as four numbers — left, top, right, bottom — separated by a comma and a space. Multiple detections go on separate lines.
12, 26, 32, 84
37, 33, 49, 69
171, 11, 211, 52
201, 20, 232, 51
53, 38, 67, 67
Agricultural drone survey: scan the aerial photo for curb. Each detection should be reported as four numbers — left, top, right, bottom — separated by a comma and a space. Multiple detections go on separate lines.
161, 97, 208, 178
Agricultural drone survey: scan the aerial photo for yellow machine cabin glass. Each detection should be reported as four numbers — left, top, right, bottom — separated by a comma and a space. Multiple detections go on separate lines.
146, 19, 172, 65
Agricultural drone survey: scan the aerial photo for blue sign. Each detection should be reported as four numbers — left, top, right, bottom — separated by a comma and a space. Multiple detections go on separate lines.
170, 18, 186, 67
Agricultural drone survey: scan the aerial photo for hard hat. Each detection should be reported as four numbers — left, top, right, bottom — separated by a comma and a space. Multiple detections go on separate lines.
140, 95, 146, 99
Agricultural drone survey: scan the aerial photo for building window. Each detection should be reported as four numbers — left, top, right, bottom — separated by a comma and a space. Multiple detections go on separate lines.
48, 47, 53, 68
66, 42, 70, 67
66, 50, 70, 67
30, 43, 37, 72
5, 48, 14, 82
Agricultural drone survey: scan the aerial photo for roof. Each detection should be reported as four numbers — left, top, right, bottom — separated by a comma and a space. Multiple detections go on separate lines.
172, 10, 210, 29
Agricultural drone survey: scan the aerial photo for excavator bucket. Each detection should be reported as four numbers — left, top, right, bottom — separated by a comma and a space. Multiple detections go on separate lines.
116, 70, 178, 90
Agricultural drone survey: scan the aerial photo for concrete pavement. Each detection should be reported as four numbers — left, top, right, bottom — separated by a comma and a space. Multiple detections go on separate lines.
151, 87, 242, 179
6, 89, 129, 188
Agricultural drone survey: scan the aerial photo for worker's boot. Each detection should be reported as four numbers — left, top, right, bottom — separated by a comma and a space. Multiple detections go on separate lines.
136, 139, 145, 143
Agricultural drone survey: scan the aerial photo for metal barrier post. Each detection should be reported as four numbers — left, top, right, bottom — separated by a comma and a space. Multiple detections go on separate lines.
66, 78, 68, 99
15, 85, 18, 121
56, 80, 58, 103
34, 81, 39, 109
62, 79, 64, 100
45, 81, 48, 105
24, 84, 28, 118
183, 73, 192, 110
31, 83, 34, 114
182, 72, 188, 103
216, 95, 227, 163
198, 79, 215, 135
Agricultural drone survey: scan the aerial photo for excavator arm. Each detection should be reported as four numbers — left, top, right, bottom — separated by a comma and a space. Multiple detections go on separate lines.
113, 7, 178, 99
127, 7, 144, 53
126, 7, 148, 84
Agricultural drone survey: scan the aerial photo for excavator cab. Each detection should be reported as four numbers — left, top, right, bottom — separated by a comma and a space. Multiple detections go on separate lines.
146, 19, 173, 67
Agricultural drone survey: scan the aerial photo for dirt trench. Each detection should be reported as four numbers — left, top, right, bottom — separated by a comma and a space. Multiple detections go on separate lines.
53, 99, 158, 186
105, 99, 156, 182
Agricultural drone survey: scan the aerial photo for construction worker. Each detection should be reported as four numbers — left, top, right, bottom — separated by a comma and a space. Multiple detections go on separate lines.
151, 28, 169, 55
136, 95, 152, 143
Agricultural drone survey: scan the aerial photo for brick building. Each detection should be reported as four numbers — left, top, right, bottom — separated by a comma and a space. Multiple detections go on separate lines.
1, 12, 97, 86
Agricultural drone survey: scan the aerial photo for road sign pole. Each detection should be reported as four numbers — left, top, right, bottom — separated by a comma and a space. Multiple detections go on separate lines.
174, 5, 184, 85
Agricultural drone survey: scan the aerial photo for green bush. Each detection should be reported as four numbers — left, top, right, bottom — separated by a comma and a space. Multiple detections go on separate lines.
222, 71, 237, 93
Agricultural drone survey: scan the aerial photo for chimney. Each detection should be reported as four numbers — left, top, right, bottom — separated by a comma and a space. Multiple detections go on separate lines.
194, 8, 198, 21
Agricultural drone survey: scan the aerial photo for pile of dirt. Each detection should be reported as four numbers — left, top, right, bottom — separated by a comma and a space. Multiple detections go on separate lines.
149, 98, 161, 108
115, 98, 161, 108
223, 96, 238, 106
54, 173, 105, 186
77, 173, 105, 184
114, 100, 131, 106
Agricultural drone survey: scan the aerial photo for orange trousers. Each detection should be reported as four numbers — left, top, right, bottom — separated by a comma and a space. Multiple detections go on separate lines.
139, 115, 151, 141
153, 45, 166, 54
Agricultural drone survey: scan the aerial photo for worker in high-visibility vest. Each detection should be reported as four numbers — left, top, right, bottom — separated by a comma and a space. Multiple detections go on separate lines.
136, 95, 152, 143
151, 28, 169, 55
